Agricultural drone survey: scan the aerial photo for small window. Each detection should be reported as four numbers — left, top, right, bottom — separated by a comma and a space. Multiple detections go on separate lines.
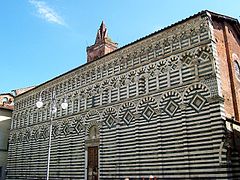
92, 96, 95, 107
2, 97, 8, 103
88, 125, 99, 140
234, 60, 240, 81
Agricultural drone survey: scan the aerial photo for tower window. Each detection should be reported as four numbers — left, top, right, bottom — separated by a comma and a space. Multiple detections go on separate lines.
2, 97, 8, 103
234, 60, 240, 81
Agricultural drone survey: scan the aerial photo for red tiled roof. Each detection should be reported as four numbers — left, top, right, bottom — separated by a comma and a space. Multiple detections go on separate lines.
0, 104, 13, 111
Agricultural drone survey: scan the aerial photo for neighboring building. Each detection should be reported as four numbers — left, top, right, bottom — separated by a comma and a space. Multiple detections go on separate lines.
11, 86, 35, 97
6, 10, 240, 179
0, 94, 13, 180
0, 87, 34, 180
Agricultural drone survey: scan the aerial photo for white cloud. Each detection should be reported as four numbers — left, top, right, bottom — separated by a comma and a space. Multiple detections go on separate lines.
29, 0, 66, 26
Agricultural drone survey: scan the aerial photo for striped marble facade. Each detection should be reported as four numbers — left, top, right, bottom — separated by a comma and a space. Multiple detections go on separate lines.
6, 11, 240, 179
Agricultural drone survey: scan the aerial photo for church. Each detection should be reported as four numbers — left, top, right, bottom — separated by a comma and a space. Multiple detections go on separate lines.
6, 10, 240, 179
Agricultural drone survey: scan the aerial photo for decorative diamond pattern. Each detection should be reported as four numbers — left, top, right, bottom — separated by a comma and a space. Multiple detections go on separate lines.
184, 57, 192, 66
106, 114, 115, 128
52, 125, 60, 137
160, 66, 167, 74
142, 105, 154, 121
199, 51, 209, 61
171, 63, 178, 70
123, 110, 134, 125
43, 127, 49, 139
75, 121, 84, 133
10, 133, 16, 143
33, 129, 40, 140
18, 133, 23, 142
165, 100, 178, 117
39, 127, 48, 139
63, 123, 70, 135
24, 130, 31, 141
190, 94, 206, 111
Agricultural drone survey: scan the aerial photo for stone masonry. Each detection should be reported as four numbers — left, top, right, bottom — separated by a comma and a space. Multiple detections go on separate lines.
6, 10, 240, 179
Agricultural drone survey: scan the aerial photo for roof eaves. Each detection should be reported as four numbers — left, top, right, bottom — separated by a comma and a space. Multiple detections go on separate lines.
206, 10, 239, 24
0, 93, 14, 97
0, 106, 13, 111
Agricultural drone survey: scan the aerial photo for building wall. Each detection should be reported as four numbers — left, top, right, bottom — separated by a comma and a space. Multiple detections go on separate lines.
212, 20, 240, 122
6, 12, 240, 179
211, 18, 240, 178
0, 109, 12, 180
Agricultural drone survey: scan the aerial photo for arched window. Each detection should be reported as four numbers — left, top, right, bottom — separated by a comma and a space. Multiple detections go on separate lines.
139, 76, 146, 95
234, 60, 240, 81
2, 97, 8, 103
88, 125, 99, 140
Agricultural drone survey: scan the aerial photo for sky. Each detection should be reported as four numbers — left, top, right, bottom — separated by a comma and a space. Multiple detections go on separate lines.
1, 0, 240, 93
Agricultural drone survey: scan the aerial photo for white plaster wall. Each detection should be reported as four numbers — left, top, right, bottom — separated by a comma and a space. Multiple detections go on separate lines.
0, 109, 11, 180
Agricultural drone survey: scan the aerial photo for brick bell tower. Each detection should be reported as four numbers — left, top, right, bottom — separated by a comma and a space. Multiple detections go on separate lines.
87, 21, 118, 63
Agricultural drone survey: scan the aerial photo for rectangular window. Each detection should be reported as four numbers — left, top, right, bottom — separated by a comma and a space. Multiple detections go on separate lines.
92, 96, 95, 107
73, 99, 78, 113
